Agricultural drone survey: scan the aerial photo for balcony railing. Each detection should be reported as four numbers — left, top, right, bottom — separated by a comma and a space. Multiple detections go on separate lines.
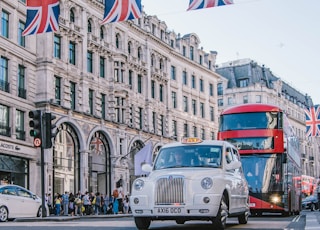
0, 125, 11, 137
18, 88, 27, 99
16, 129, 26, 140
0, 80, 10, 93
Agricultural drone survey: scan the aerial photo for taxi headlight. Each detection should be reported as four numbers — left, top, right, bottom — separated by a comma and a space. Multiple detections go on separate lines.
201, 177, 213, 189
134, 179, 145, 191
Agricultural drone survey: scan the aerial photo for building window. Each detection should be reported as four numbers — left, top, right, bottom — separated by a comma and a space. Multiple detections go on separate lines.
128, 70, 133, 88
228, 97, 233, 105
0, 104, 10, 137
171, 65, 176, 80
114, 61, 124, 83
139, 107, 143, 129
115, 33, 121, 49
159, 59, 164, 70
201, 128, 205, 140
256, 95, 262, 103
101, 93, 106, 119
210, 106, 214, 122
15, 110, 25, 140
151, 80, 155, 99
18, 65, 26, 99
87, 20, 92, 33
100, 56, 105, 78
243, 95, 248, 104
160, 115, 164, 136
209, 83, 214, 96
159, 84, 163, 102
55, 76, 61, 105
172, 120, 177, 139
199, 55, 203, 65
152, 112, 156, 133
70, 9, 75, 22
190, 46, 194, 60
172, 91, 177, 108
0, 56, 9, 93
69, 41, 76, 65
183, 96, 188, 112
18, 21, 25, 47
218, 99, 223, 107
182, 46, 186, 56
128, 42, 132, 55
182, 71, 187, 85
54, 35, 61, 59
192, 99, 196, 115
199, 79, 204, 92
87, 51, 93, 73
208, 60, 212, 70
89, 89, 94, 115
137, 47, 142, 60
70, 81, 76, 110
211, 131, 215, 140
1, 10, 9, 38
170, 39, 174, 48
183, 123, 188, 137
191, 75, 196, 89
137, 74, 142, 93
200, 102, 204, 118
217, 83, 223, 95
239, 78, 249, 87
193, 126, 197, 137
100, 27, 104, 39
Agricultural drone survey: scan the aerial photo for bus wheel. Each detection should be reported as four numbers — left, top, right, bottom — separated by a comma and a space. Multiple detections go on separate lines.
213, 194, 228, 229
134, 217, 151, 230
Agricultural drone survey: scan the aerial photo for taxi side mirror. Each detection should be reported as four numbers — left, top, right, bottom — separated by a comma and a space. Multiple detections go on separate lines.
141, 163, 153, 173
225, 161, 242, 171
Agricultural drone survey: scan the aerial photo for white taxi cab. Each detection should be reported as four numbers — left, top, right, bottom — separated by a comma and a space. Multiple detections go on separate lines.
130, 138, 249, 230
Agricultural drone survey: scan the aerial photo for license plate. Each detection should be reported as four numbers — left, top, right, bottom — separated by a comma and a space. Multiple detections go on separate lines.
155, 207, 182, 214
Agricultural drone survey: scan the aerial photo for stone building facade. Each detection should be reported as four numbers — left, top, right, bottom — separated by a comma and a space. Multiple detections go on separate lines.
216, 59, 320, 179
0, 0, 220, 197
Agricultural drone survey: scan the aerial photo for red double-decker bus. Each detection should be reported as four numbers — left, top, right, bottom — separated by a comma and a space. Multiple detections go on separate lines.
218, 103, 301, 216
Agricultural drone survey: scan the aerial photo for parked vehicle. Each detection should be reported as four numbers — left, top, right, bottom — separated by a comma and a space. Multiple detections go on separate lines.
130, 138, 250, 230
302, 195, 318, 211
0, 185, 47, 221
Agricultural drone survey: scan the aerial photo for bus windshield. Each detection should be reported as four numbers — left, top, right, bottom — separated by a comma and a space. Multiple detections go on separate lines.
219, 112, 280, 131
241, 154, 283, 193
226, 137, 274, 150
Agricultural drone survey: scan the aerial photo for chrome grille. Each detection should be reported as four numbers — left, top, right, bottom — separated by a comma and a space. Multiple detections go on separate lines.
155, 176, 185, 205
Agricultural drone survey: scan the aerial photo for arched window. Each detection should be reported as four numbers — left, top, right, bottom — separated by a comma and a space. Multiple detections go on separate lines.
128, 41, 132, 55
159, 58, 164, 70
116, 33, 121, 49
100, 26, 104, 39
137, 47, 142, 60
70, 9, 75, 23
88, 20, 92, 33
151, 54, 155, 67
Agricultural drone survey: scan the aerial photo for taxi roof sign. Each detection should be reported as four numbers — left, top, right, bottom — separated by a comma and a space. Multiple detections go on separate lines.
181, 137, 203, 144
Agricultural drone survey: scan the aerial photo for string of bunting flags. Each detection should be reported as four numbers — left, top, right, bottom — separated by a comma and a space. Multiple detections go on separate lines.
22, 0, 234, 36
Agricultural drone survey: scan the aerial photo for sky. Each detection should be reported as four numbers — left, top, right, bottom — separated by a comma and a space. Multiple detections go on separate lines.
142, 0, 320, 105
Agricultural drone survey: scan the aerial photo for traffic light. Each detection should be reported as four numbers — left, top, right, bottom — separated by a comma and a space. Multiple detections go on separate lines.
29, 110, 42, 147
43, 112, 56, 148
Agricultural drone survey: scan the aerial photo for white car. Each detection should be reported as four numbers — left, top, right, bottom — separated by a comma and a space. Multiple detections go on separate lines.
0, 184, 47, 221
130, 138, 250, 230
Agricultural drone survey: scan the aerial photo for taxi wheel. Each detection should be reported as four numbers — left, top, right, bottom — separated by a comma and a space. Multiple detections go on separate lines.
176, 219, 185, 224
213, 194, 228, 229
134, 217, 151, 230
238, 211, 249, 224
0, 206, 8, 222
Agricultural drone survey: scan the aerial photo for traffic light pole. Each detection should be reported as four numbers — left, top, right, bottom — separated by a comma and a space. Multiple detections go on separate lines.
40, 113, 46, 218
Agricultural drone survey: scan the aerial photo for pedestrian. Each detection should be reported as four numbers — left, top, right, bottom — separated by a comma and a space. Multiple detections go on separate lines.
82, 191, 91, 215
69, 192, 75, 216
94, 192, 101, 215
54, 193, 62, 216
123, 195, 130, 214
62, 191, 69, 216
317, 181, 320, 211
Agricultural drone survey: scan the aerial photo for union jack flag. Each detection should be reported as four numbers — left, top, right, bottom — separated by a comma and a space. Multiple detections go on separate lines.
102, 0, 142, 24
305, 105, 320, 137
187, 0, 234, 11
23, 0, 60, 36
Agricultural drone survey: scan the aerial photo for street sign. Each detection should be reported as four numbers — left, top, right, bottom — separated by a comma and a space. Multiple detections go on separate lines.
34, 138, 41, 147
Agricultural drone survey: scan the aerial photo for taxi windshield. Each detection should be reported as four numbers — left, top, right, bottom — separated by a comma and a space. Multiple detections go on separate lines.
153, 145, 222, 170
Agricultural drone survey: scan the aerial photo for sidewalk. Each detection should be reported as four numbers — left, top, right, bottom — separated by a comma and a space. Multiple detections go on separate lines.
14, 213, 132, 222
305, 210, 320, 230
